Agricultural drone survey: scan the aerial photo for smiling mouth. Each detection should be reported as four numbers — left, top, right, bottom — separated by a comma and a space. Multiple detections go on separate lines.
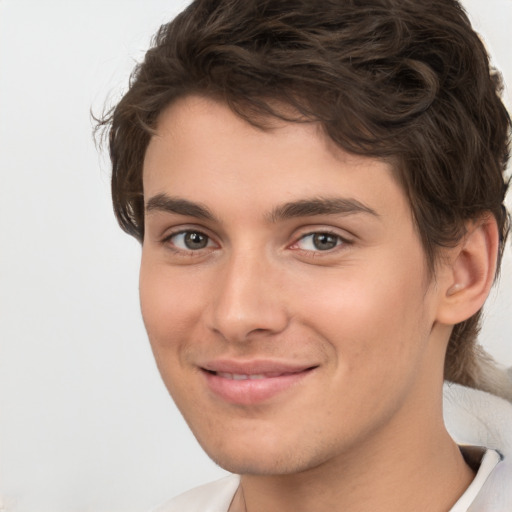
201, 366, 317, 405
206, 371, 306, 380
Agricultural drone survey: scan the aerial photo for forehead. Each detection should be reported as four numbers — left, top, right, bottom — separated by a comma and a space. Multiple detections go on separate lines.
143, 95, 404, 206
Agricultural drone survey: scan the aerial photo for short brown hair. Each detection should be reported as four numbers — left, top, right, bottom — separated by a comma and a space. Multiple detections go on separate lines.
98, 0, 511, 394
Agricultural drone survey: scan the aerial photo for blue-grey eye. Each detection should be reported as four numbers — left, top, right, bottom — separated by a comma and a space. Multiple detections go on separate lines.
297, 233, 342, 251
171, 231, 212, 250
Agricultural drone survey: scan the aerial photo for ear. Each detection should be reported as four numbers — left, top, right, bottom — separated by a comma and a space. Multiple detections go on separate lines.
435, 215, 499, 326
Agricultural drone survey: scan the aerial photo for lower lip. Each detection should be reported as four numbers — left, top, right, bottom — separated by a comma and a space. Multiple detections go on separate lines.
203, 369, 314, 405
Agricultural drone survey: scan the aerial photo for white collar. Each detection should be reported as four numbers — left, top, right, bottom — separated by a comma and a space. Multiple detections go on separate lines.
449, 448, 502, 511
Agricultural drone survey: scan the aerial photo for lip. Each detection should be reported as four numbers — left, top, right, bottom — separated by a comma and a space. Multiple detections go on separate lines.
200, 359, 317, 405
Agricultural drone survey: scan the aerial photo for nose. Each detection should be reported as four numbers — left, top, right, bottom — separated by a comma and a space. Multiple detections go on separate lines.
207, 251, 289, 342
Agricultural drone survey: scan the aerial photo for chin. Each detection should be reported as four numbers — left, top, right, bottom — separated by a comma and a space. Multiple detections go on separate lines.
197, 433, 327, 476
208, 451, 308, 476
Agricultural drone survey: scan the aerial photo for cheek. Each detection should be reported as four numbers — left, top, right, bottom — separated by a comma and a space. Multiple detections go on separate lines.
139, 258, 203, 363
295, 261, 431, 375
299, 272, 433, 434
138, 262, 209, 412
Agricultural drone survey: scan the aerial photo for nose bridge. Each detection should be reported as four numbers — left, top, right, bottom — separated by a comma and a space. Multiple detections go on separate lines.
209, 246, 288, 341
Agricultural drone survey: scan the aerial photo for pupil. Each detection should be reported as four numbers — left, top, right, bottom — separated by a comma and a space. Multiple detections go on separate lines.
313, 233, 337, 250
185, 232, 208, 249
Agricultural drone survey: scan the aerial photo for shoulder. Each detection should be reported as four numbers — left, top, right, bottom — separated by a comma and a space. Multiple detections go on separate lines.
443, 382, 512, 510
443, 381, 512, 455
151, 475, 240, 512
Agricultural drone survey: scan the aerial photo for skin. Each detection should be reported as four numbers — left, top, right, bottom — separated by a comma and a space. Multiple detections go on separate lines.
140, 95, 476, 512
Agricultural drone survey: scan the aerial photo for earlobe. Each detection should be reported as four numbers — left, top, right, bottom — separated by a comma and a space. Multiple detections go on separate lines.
436, 215, 499, 325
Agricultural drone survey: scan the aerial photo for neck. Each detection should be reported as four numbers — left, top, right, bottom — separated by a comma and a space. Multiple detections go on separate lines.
230, 391, 474, 512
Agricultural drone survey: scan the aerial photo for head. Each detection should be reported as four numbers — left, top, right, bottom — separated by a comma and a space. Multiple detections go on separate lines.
99, 0, 512, 477
100, 0, 510, 394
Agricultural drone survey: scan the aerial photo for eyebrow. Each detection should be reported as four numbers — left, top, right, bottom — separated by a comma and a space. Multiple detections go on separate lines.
267, 197, 379, 222
145, 194, 216, 221
145, 193, 378, 222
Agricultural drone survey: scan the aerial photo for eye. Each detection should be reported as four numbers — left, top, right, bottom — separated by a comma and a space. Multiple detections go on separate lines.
294, 232, 344, 251
167, 230, 214, 251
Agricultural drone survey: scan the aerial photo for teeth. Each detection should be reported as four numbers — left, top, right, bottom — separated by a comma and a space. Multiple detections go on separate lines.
216, 372, 270, 380
216, 372, 236, 379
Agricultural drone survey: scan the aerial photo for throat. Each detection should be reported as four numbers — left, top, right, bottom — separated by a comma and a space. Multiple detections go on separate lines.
228, 485, 247, 512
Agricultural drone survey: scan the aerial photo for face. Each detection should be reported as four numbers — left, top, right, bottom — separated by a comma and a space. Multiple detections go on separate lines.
140, 96, 449, 476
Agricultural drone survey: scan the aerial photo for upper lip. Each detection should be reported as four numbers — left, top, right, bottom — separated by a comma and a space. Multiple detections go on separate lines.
200, 359, 317, 375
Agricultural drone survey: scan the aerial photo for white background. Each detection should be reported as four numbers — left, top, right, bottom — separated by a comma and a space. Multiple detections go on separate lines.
0, 1, 510, 511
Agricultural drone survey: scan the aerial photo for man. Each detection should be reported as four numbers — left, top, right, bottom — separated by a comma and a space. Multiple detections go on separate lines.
98, 0, 512, 510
